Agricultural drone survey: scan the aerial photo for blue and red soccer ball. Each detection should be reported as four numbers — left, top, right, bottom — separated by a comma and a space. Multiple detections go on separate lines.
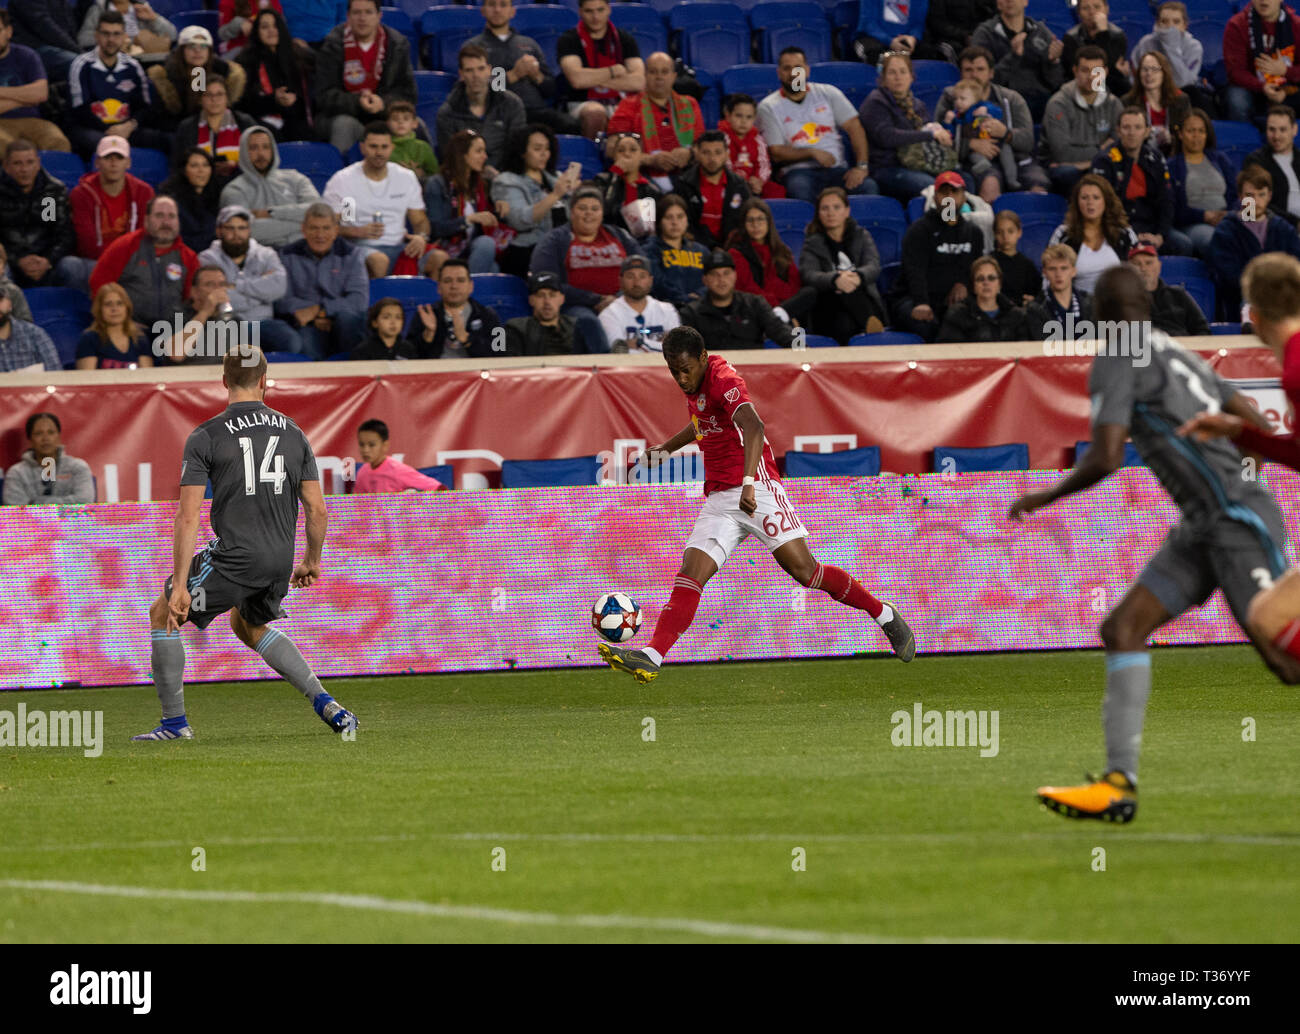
592, 592, 643, 643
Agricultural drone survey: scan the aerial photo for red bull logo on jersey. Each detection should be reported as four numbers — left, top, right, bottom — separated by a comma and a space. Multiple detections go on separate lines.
792, 121, 833, 145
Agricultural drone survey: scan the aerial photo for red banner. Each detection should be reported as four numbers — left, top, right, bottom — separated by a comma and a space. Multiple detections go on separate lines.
0, 345, 1285, 501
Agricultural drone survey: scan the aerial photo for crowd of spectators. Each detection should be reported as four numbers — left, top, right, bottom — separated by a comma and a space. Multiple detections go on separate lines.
0, 0, 1296, 371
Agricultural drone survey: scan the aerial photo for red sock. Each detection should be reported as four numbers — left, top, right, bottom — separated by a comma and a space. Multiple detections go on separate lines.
809, 564, 884, 619
649, 575, 704, 658
1274, 618, 1300, 660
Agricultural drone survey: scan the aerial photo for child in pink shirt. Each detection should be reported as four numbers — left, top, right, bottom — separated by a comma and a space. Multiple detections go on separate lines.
354, 419, 446, 493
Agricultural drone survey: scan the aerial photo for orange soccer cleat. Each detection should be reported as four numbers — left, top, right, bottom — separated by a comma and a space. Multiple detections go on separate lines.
1036, 771, 1138, 823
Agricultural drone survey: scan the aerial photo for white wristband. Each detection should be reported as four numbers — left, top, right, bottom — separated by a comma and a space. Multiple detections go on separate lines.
742, 476, 755, 487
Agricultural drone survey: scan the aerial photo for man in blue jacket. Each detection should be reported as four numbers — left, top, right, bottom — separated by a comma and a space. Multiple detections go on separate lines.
275, 202, 370, 358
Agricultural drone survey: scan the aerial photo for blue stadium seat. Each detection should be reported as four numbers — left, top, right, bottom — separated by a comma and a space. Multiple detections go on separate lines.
848, 331, 924, 346
556, 134, 602, 179
501, 455, 602, 487
264, 352, 315, 362
172, 11, 219, 37
471, 273, 531, 320
699, 86, 721, 129
763, 20, 833, 64
810, 61, 874, 109
800, 334, 841, 347
906, 195, 926, 223
784, 445, 881, 476
611, 3, 668, 54
831, 0, 861, 55
418, 464, 455, 488
683, 24, 750, 77
1104, 0, 1153, 19
778, 227, 805, 262
276, 142, 344, 193
993, 192, 1069, 221
877, 261, 901, 297
911, 60, 960, 88
847, 195, 905, 266
40, 150, 85, 188
765, 198, 815, 231
1108, 16, 1148, 56
25, 288, 92, 368
1159, 256, 1211, 281
669, 2, 746, 31
370, 275, 440, 329
1212, 120, 1263, 173
1077, 440, 1144, 467
933, 443, 1030, 473
911, 82, 948, 118
1211, 322, 1243, 335
1191, 17, 1224, 73
510, 6, 574, 70
380, 7, 419, 57
721, 64, 779, 102
1037, 6, 1076, 38
1178, 275, 1217, 323
420, 7, 486, 71
415, 70, 457, 107
128, 147, 170, 188
397, 0, 438, 18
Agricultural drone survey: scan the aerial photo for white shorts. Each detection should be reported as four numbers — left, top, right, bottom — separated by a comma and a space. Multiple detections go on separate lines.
685, 480, 808, 569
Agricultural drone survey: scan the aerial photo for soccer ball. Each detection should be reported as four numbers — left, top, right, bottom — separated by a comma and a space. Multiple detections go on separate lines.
592, 592, 643, 643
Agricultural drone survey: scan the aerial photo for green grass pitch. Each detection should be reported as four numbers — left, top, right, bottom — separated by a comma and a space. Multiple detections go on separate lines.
1, 645, 1297, 943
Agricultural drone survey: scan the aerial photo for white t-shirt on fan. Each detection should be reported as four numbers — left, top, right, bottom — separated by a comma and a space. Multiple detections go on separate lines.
323, 162, 425, 248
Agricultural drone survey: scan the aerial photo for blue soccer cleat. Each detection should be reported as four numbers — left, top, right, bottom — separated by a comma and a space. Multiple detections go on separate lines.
314, 694, 359, 734
131, 723, 195, 741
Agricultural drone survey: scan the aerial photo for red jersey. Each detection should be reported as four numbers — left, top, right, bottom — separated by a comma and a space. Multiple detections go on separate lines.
688, 354, 781, 495
1237, 329, 1300, 467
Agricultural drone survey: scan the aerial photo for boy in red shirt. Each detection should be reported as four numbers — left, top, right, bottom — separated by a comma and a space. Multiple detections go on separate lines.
719, 92, 784, 199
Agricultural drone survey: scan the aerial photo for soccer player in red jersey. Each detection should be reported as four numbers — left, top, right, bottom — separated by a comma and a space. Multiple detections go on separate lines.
1180, 252, 1300, 674
599, 325, 915, 682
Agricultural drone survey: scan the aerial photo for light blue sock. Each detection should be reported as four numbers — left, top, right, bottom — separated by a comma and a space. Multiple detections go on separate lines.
150, 630, 187, 720
1103, 651, 1151, 784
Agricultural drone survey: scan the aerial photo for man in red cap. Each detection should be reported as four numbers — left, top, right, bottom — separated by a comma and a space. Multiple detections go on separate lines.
66, 135, 155, 295
1128, 243, 1210, 336
889, 170, 987, 341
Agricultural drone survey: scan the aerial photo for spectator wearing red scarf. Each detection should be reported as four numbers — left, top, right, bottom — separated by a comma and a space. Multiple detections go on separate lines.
557, 0, 645, 140
315, 0, 417, 155
425, 129, 504, 276
218, 0, 284, 60
606, 51, 703, 190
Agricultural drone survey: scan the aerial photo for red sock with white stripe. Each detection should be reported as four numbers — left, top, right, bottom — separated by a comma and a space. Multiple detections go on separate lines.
808, 564, 890, 623
644, 575, 704, 665
1273, 618, 1300, 660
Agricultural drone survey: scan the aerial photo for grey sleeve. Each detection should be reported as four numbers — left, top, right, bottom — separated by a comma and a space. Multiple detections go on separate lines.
2, 464, 28, 505
299, 428, 319, 481
1088, 354, 1135, 431
180, 428, 212, 487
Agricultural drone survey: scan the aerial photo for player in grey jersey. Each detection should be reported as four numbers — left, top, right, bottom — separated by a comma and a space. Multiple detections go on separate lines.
133, 347, 358, 740
1008, 266, 1297, 823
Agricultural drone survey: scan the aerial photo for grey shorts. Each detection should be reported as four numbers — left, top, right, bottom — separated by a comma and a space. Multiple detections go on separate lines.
1138, 506, 1289, 625
164, 546, 289, 630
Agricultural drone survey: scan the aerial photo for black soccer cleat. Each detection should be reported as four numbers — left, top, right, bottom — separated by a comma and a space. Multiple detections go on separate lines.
879, 605, 916, 662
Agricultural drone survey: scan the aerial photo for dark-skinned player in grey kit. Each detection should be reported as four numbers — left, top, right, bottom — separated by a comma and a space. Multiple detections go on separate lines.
134, 346, 359, 740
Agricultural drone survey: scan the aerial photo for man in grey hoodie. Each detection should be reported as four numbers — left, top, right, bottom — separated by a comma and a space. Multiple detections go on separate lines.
219, 127, 321, 249
3, 411, 95, 506
198, 205, 299, 355
1042, 45, 1123, 195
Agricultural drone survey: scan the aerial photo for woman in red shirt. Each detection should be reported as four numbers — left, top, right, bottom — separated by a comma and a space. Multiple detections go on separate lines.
725, 198, 815, 326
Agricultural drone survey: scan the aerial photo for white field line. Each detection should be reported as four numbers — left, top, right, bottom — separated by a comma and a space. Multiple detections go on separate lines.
0, 879, 1041, 944
0, 831, 1297, 853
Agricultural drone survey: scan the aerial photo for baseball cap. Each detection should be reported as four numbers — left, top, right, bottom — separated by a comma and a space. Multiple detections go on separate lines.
1128, 244, 1158, 260
216, 204, 253, 226
620, 255, 651, 274
527, 271, 562, 293
702, 250, 735, 272
96, 136, 130, 159
934, 171, 965, 190
178, 25, 214, 47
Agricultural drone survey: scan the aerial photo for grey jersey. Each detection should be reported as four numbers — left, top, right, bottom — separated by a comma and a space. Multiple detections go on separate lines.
1089, 329, 1280, 530
179, 401, 318, 586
